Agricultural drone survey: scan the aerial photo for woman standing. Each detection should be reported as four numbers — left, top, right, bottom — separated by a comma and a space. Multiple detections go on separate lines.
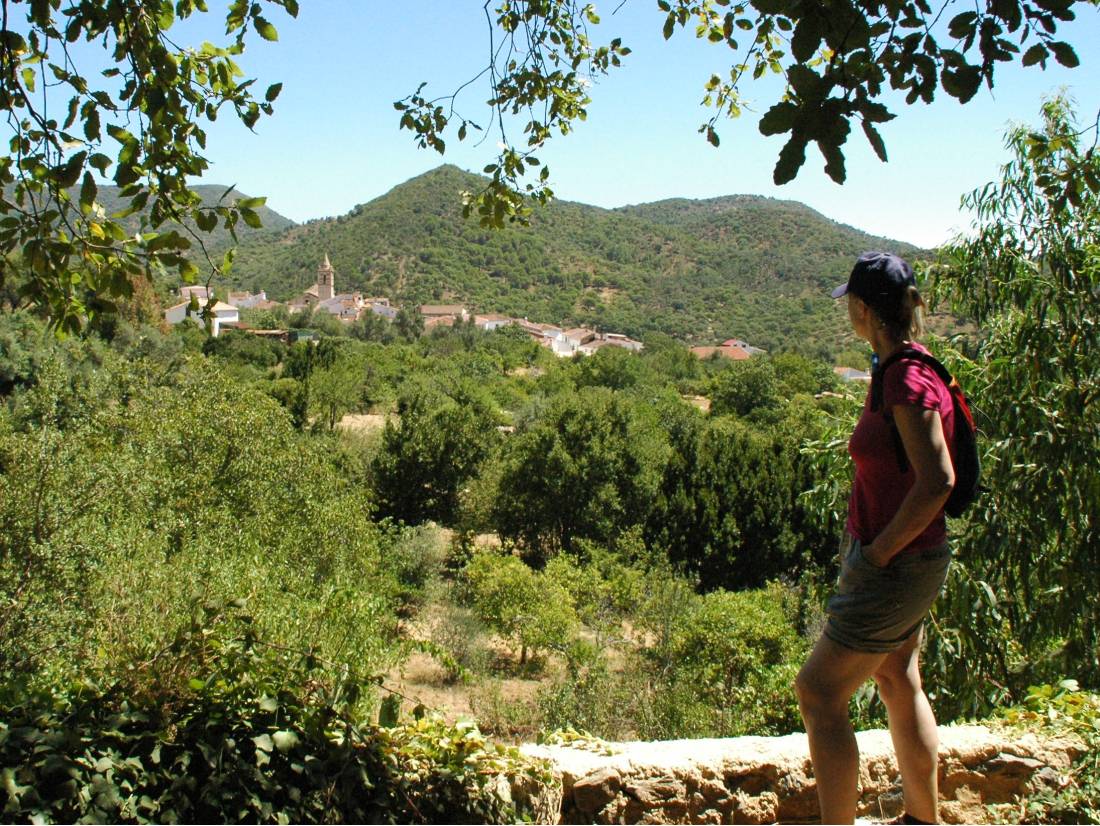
796, 252, 956, 825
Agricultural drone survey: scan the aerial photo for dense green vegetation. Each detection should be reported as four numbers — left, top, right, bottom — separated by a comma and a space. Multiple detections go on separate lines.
2, 99, 1098, 822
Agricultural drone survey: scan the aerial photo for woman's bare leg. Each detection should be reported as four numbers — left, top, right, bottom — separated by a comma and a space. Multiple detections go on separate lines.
873, 627, 940, 824
796, 635, 889, 824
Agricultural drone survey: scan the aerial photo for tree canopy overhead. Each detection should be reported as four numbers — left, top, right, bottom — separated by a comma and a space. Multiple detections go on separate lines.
397, 0, 1089, 225
0, 0, 296, 330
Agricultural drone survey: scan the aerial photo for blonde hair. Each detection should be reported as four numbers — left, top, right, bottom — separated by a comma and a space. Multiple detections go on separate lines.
880, 285, 925, 341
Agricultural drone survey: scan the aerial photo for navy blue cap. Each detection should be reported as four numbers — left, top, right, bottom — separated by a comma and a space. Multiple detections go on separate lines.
831, 252, 915, 319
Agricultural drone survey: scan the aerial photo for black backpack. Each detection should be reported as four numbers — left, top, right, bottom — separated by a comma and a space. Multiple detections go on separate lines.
870, 348, 981, 518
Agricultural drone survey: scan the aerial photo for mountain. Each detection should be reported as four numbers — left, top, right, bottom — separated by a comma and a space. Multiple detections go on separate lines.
4, 183, 296, 255
98, 184, 296, 252
226, 165, 922, 356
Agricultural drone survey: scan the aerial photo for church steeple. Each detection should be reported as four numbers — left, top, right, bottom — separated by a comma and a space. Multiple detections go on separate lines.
317, 254, 335, 301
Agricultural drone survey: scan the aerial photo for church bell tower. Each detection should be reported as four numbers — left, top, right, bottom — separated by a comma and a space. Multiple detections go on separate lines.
317, 254, 335, 301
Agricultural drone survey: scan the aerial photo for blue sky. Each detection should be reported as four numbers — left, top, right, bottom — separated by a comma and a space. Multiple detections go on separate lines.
189, 1, 1100, 248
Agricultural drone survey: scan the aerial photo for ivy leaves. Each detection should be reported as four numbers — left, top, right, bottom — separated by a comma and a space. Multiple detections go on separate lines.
0, 0, 297, 331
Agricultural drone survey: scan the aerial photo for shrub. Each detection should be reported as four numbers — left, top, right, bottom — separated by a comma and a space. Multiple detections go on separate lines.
994, 681, 1100, 824
665, 584, 806, 736
463, 553, 578, 665
0, 618, 553, 824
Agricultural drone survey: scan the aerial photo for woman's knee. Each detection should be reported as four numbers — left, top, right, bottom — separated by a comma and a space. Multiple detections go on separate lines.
795, 665, 845, 718
873, 664, 922, 706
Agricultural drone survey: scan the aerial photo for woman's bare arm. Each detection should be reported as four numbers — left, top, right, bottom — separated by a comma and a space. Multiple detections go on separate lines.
863, 404, 955, 567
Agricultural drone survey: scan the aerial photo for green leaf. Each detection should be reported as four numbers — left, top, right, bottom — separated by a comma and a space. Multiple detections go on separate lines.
787, 65, 822, 98
941, 65, 981, 102
773, 133, 808, 184
79, 171, 98, 212
179, 259, 199, 281
239, 207, 263, 228
790, 16, 821, 62
758, 102, 797, 136
258, 695, 278, 712
378, 694, 401, 727
54, 151, 86, 188
1048, 41, 1078, 67
265, 82, 282, 102
861, 121, 887, 162
820, 139, 846, 183
252, 733, 273, 753
254, 17, 278, 41
947, 11, 978, 39
271, 730, 299, 752
195, 209, 217, 232
89, 153, 112, 174
1021, 44, 1048, 67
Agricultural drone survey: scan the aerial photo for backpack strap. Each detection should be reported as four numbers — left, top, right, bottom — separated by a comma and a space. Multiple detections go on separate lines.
870, 348, 951, 475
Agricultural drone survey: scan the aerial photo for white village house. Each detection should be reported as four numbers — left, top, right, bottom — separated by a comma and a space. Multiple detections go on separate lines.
164, 299, 239, 337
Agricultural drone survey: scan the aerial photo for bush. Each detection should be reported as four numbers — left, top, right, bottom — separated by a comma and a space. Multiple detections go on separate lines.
463, 553, 578, 666
0, 618, 553, 824
429, 603, 494, 683
381, 523, 449, 614
994, 682, 1100, 824
664, 584, 806, 736
0, 354, 401, 697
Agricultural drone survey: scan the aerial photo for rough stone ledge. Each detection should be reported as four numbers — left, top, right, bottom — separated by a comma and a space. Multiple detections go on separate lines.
519, 724, 1084, 824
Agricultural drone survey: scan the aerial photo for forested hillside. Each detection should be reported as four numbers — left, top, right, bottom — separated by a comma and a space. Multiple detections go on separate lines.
4, 184, 296, 257
100, 184, 296, 252
228, 165, 920, 358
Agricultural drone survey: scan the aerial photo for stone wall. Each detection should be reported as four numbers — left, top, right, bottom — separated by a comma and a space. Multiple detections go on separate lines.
518, 725, 1083, 824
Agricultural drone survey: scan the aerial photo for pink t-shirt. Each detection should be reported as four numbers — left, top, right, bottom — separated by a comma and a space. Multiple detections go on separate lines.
845, 343, 955, 554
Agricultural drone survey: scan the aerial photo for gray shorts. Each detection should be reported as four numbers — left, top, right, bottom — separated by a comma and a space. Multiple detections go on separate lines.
824, 534, 951, 654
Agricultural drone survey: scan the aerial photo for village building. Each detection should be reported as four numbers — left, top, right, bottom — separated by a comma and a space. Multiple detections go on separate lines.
424, 315, 456, 330
689, 336, 762, 361
286, 256, 373, 323
164, 299, 239, 337
243, 328, 290, 343
601, 332, 644, 352
288, 255, 339, 311
690, 344, 751, 361
721, 337, 767, 356
420, 304, 470, 323
577, 338, 610, 356
227, 289, 268, 309
514, 318, 643, 357
474, 313, 515, 331
563, 327, 598, 347
177, 284, 211, 303
368, 300, 398, 321
316, 294, 365, 322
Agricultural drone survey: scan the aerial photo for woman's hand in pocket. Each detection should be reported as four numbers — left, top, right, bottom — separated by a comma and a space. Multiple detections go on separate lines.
861, 541, 892, 569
